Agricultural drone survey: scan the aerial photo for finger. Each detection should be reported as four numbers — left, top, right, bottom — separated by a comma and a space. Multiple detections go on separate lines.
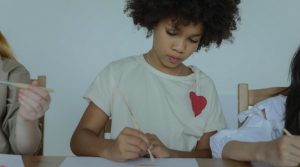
145, 138, 158, 152
125, 135, 148, 152
147, 144, 157, 156
145, 133, 156, 141
20, 88, 49, 106
18, 98, 38, 120
123, 142, 142, 153
116, 137, 146, 160
19, 94, 36, 113
146, 133, 159, 139
148, 145, 163, 158
283, 157, 300, 167
26, 80, 50, 100
290, 136, 300, 149
145, 133, 159, 146
148, 144, 154, 150
122, 151, 140, 161
287, 156, 300, 165
119, 132, 148, 152
19, 89, 49, 112
28, 85, 51, 102
124, 143, 147, 157
288, 147, 300, 163
31, 80, 40, 86
19, 92, 45, 116
123, 128, 150, 145
145, 135, 166, 158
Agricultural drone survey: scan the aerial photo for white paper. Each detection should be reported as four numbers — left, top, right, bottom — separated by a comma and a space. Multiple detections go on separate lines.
60, 156, 198, 167
0, 154, 24, 167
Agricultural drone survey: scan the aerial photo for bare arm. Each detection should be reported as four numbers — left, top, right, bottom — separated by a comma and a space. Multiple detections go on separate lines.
222, 136, 300, 167
70, 102, 110, 157
15, 80, 51, 154
15, 115, 41, 154
147, 131, 216, 158
71, 102, 151, 162
222, 141, 265, 161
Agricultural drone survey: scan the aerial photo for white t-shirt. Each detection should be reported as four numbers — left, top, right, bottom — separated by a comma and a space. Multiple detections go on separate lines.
210, 95, 286, 158
85, 55, 226, 151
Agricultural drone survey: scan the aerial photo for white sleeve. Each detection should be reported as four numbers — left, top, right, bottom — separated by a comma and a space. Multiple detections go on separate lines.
210, 95, 286, 159
84, 63, 116, 116
210, 106, 274, 159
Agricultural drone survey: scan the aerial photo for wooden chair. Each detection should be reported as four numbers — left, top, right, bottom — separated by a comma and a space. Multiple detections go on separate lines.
238, 83, 288, 127
32, 75, 46, 155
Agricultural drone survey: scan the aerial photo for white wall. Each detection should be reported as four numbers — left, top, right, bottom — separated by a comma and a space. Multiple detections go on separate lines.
0, 0, 299, 155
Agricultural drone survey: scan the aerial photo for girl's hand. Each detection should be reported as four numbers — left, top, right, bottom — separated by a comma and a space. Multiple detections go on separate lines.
262, 135, 300, 167
146, 133, 171, 158
17, 80, 51, 121
109, 127, 150, 162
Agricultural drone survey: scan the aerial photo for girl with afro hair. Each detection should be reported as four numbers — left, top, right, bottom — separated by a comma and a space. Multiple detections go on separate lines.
71, 0, 240, 162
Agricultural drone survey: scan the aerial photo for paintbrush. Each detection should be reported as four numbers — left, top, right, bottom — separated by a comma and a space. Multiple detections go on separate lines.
283, 129, 293, 136
0, 80, 54, 93
121, 91, 155, 161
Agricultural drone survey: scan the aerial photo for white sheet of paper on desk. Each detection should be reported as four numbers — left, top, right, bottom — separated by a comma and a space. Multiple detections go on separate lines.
60, 157, 198, 167
0, 154, 24, 167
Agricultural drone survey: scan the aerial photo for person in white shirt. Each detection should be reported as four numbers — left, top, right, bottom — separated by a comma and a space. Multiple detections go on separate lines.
210, 46, 300, 167
70, 0, 240, 162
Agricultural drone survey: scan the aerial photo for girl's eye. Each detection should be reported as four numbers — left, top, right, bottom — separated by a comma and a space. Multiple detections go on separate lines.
189, 38, 199, 44
166, 30, 177, 36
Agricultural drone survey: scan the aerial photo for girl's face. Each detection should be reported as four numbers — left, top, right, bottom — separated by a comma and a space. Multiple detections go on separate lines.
147, 18, 203, 74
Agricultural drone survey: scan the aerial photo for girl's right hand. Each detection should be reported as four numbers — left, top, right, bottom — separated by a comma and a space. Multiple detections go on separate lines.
262, 135, 300, 167
109, 127, 150, 162
18, 80, 51, 121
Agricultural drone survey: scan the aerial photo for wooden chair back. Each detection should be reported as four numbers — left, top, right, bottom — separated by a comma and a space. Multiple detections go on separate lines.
238, 83, 288, 127
32, 75, 46, 155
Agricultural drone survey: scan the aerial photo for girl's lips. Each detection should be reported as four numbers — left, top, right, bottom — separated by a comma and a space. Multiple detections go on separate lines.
167, 55, 181, 64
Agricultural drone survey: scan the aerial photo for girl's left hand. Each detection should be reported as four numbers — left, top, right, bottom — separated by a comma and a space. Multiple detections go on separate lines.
17, 80, 51, 121
146, 133, 171, 158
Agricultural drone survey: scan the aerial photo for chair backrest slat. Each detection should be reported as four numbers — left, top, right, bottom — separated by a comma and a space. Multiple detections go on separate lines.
237, 83, 287, 127
31, 75, 46, 155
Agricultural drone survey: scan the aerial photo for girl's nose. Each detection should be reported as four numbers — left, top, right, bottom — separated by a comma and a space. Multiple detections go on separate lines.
172, 39, 186, 53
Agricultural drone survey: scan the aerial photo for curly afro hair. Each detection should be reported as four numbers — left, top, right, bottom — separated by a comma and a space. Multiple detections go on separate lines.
124, 0, 240, 50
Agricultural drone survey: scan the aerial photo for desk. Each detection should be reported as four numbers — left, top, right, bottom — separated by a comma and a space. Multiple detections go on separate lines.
22, 155, 255, 167
23, 156, 64, 167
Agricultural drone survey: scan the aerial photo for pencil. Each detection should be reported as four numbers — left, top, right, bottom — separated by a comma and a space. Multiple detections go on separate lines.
122, 92, 155, 162
283, 128, 293, 136
0, 81, 54, 93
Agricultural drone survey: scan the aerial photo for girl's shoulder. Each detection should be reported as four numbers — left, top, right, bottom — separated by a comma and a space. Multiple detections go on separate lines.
108, 55, 142, 67
96, 55, 144, 78
190, 65, 216, 87
255, 95, 286, 111
0, 57, 28, 74
244, 95, 286, 122
190, 66, 211, 79
0, 57, 30, 83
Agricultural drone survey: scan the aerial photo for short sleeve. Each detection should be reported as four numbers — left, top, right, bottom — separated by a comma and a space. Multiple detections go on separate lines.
202, 83, 227, 132
209, 96, 284, 159
84, 64, 115, 117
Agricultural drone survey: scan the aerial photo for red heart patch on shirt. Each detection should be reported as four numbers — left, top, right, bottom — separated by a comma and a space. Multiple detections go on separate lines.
189, 91, 207, 117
